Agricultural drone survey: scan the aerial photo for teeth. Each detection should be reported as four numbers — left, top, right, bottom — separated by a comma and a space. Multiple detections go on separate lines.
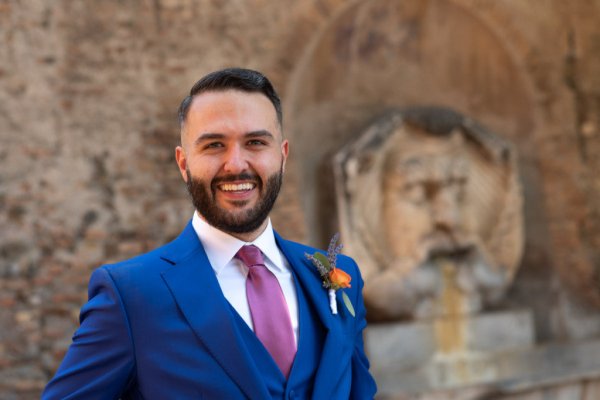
219, 183, 255, 192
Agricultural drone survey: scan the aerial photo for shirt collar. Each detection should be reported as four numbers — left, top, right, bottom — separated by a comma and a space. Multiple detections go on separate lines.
191, 212, 285, 275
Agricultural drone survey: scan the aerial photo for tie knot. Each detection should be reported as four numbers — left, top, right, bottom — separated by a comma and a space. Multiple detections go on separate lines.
235, 245, 265, 268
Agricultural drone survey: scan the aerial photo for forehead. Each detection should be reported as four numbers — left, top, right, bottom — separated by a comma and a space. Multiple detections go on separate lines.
185, 90, 278, 132
386, 137, 468, 181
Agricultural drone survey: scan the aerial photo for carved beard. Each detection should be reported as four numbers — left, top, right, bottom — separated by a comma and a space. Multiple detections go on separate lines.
185, 165, 283, 234
418, 247, 506, 313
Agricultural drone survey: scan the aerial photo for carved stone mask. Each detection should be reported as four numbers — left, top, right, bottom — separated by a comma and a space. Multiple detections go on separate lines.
334, 108, 524, 321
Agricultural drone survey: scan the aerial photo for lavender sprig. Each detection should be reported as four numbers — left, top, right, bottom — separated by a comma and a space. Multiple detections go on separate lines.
305, 253, 329, 279
327, 233, 343, 268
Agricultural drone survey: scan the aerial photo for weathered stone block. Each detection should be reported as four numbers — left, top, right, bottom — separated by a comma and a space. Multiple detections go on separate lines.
366, 310, 534, 370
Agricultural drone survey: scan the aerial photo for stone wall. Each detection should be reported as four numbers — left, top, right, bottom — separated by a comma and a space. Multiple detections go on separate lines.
2, 0, 600, 398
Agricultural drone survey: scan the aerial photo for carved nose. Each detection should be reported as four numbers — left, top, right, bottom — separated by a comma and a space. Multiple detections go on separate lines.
434, 220, 455, 235
433, 209, 459, 231
432, 190, 460, 231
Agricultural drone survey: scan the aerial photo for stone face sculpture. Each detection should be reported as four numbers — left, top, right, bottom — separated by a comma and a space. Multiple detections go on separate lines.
334, 108, 524, 321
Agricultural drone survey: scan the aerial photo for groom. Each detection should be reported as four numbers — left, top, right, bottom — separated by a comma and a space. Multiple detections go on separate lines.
43, 68, 377, 399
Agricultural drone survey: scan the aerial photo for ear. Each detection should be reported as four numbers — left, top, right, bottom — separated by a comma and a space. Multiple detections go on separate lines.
281, 139, 289, 173
175, 146, 188, 182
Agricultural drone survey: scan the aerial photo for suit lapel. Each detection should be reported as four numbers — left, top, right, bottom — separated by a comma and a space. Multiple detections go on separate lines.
160, 222, 271, 400
275, 233, 352, 400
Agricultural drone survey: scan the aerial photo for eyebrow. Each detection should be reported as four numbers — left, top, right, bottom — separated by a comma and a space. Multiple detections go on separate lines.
193, 130, 275, 146
245, 130, 274, 139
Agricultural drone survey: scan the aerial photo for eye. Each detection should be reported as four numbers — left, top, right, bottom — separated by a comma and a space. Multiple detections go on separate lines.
247, 139, 267, 146
204, 142, 224, 149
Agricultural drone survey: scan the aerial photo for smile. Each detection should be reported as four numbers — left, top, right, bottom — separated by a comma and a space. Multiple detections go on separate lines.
218, 183, 256, 192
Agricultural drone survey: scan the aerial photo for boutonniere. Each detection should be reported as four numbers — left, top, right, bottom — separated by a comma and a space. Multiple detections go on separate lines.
305, 233, 355, 317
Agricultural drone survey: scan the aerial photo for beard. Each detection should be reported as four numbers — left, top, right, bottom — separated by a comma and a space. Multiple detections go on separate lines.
185, 166, 283, 234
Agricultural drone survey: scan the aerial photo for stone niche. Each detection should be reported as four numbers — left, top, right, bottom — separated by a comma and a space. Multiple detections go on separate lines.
333, 107, 524, 322
334, 106, 534, 394
283, 0, 600, 397
333, 107, 600, 398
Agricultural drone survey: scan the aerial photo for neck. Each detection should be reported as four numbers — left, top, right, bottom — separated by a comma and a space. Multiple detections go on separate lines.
195, 211, 270, 243
228, 219, 269, 242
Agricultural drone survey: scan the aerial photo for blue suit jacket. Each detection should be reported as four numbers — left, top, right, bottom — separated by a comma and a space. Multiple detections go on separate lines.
42, 222, 377, 399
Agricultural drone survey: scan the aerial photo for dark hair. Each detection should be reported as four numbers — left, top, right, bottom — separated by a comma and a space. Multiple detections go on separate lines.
178, 68, 283, 128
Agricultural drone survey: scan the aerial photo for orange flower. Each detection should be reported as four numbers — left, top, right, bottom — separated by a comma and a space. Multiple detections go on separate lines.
329, 268, 351, 289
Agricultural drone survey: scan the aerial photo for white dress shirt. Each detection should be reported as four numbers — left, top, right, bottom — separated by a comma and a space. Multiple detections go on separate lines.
191, 212, 299, 344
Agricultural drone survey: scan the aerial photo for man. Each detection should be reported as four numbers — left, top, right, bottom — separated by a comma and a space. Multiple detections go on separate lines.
43, 68, 377, 399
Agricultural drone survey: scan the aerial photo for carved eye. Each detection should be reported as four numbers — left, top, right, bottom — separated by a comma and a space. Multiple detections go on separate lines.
403, 183, 426, 204
448, 177, 467, 198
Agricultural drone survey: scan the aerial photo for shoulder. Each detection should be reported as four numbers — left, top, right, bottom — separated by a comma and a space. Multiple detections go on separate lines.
86, 238, 190, 304
276, 235, 362, 279
276, 236, 319, 255
100, 246, 168, 277
99, 221, 201, 279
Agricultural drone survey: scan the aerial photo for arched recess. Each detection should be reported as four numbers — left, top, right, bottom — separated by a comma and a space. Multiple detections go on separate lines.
283, 0, 545, 280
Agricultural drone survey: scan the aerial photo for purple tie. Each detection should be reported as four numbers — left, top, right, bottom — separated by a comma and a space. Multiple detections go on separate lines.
236, 245, 296, 378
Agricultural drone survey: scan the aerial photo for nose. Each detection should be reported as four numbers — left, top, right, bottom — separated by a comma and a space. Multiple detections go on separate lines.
431, 188, 461, 232
222, 144, 249, 174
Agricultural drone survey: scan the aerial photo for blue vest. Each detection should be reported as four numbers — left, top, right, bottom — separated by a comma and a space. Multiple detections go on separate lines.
229, 268, 326, 399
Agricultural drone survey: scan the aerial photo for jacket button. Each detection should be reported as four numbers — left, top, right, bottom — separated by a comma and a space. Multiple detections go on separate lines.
288, 390, 296, 399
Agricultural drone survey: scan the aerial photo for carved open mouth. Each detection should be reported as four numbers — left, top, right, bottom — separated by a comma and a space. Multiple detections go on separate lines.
429, 246, 474, 262
423, 232, 474, 260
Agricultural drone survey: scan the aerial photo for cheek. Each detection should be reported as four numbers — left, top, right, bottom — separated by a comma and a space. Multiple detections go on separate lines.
385, 202, 431, 239
254, 157, 283, 177
188, 158, 217, 179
